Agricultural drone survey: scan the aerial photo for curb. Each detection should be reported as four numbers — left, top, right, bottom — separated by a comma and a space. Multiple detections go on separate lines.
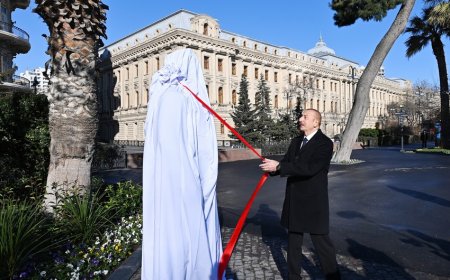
107, 247, 141, 280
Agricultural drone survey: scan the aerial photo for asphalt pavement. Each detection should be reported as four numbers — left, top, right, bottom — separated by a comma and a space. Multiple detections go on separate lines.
102, 143, 450, 279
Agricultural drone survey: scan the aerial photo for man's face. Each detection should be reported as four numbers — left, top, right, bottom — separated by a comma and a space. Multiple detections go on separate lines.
299, 110, 318, 134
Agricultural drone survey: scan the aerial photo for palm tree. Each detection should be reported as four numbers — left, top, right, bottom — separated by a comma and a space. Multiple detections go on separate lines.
405, 6, 450, 148
426, 0, 450, 27
34, 0, 108, 209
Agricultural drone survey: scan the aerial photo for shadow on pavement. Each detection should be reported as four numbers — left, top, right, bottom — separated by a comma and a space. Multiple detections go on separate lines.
346, 238, 415, 279
401, 230, 450, 263
247, 204, 289, 279
387, 185, 450, 208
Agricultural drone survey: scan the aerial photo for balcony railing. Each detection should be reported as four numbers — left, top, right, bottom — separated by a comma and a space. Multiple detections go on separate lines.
0, 21, 29, 41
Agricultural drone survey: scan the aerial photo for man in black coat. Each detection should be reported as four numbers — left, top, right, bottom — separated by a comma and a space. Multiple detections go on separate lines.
260, 109, 340, 280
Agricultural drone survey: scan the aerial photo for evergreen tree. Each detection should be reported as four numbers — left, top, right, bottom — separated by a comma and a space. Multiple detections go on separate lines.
254, 74, 275, 144
230, 76, 258, 145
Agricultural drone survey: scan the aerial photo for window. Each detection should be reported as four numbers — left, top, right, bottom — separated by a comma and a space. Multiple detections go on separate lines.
135, 64, 139, 77
220, 124, 225, 134
156, 57, 160, 70
317, 100, 320, 110
254, 44, 258, 50
330, 101, 333, 112
265, 70, 269, 81
296, 75, 299, 83
204, 56, 209, 70
274, 72, 278, 82
232, 90, 237, 105
203, 23, 208, 36
310, 99, 313, 109
316, 79, 319, 89
126, 67, 129, 80
274, 95, 278, 108
274, 49, 278, 55
243, 41, 247, 47
323, 100, 326, 112
264, 46, 268, 53
218, 87, 223, 104
218, 59, 223, 72
145, 61, 149, 75
254, 68, 259, 79
232, 63, 236, 75
206, 85, 209, 97
289, 73, 292, 84
231, 37, 236, 43
288, 99, 292, 109
243, 65, 248, 77
323, 81, 325, 90
288, 51, 291, 57
136, 90, 140, 107
335, 102, 338, 113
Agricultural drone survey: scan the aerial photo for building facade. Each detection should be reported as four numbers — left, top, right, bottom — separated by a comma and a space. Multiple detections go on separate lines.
97, 10, 411, 146
0, 0, 31, 93
19, 67, 50, 94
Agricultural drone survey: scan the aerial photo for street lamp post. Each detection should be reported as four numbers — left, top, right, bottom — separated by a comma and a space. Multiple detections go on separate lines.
393, 105, 408, 152
31, 76, 39, 94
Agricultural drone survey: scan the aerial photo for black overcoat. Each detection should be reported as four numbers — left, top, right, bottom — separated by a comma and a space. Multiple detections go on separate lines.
277, 129, 333, 234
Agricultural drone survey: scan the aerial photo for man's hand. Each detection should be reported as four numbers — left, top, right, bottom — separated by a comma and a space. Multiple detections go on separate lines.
259, 158, 280, 173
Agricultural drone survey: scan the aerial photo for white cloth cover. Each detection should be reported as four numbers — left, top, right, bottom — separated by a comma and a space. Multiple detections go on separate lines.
142, 48, 223, 280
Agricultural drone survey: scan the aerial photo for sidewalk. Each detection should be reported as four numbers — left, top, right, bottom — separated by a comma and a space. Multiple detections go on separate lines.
109, 226, 448, 280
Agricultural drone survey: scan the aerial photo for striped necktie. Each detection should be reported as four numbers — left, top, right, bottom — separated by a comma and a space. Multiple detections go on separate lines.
300, 137, 308, 149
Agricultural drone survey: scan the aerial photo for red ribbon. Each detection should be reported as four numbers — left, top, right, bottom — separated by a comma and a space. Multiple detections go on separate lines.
179, 82, 269, 279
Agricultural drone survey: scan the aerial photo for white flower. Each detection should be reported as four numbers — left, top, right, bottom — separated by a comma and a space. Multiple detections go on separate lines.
40, 271, 47, 277
102, 270, 109, 275
67, 263, 74, 269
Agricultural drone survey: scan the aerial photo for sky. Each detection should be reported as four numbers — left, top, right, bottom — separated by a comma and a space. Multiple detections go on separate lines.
12, 0, 449, 86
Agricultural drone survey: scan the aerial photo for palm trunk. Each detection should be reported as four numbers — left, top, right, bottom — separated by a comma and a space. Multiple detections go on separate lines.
332, 0, 415, 162
44, 72, 98, 208
34, 0, 108, 210
431, 38, 449, 149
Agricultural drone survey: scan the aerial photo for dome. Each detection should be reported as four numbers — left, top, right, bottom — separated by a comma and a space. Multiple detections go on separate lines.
307, 36, 336, 56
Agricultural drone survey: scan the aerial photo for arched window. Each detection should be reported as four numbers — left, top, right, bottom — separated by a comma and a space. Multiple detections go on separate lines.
203, 23, 208, 36
206, 85, 209, 97
274, 95, 278, 108
218, 87, 223, 104
232, 90, 237, 105
254, 44, 258, 50
316, 100, 320, 111
264, 46, 268, 53
310, 99, 313, 109
243, 41, 247, 47
231, 37, 236, 43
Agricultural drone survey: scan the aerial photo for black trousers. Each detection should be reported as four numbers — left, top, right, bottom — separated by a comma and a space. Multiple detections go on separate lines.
288, 231, 341, 280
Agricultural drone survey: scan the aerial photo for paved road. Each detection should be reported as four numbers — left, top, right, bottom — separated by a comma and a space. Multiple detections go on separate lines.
216, 145, 450, 278
99, 144, 450, 279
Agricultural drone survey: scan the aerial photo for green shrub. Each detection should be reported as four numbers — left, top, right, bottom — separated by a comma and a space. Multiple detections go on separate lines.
53, 190, 116, 244
0, 199, 53, 278
0, 92, 49, 201
358, 128, 379, 137
104, 181, 142, 217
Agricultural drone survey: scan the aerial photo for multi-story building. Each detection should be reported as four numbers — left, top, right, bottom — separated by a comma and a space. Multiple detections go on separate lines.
0, 0, 31, 93
97, 10, 411, 147
20, 67, 50, 94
